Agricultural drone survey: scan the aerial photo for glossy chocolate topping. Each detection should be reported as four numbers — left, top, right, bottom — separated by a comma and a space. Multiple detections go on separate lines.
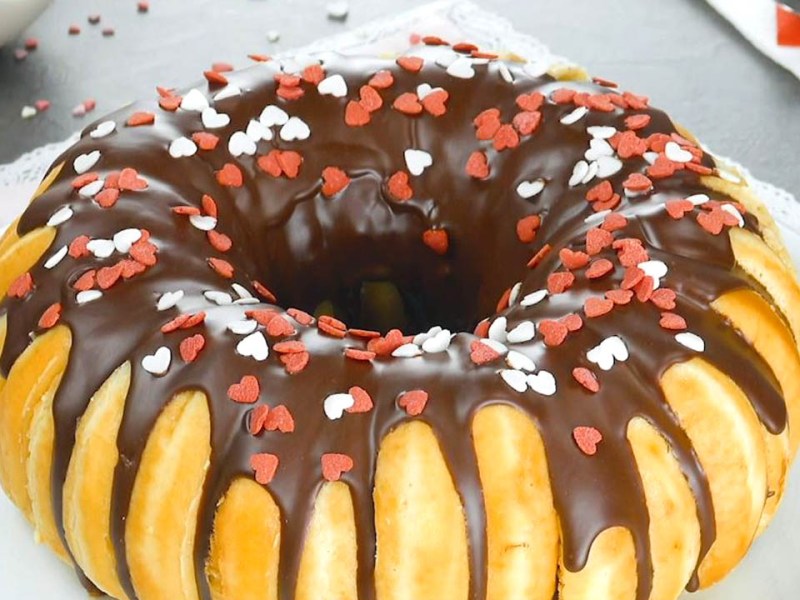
0, 41, 787, 600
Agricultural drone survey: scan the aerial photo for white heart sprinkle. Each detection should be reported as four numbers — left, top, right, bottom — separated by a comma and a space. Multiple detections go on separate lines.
392, 343, 423, 358
181, 89, 209, 112
585, 138, 614, 161
232, 283, 253, 299
202, 107, 231, 129
44, 245, 68, 269
317, 74, 348, 98
228, 319, 258, 335
560, 106, 588, 125
569, 161, 590, 187
413, 325, 441, 346
587, 335, 629, 371
47, 206, 74, 227
521, 289, 548, 307
587, 126, 617, 139
204, 290, 233, 305
279, 116, 311, 141
446, 56, 475, 79
506, 350, 535, 372
21, 106, 37, 119
687, 194, 710, 206
324, 393, 354, 420
516, 179, 546, 199
527, 370, 557, 396
721, 204, 744, 228
717, 168, 742, 184
89, 120, 116, 139
435, 50, 459, 68
507, 321, 535, 344
501, 369, 528, 393
665, 141, 693, 163
228, 131, 257, 157
416, 84, 433, 99
643, 151, 659, 165
189, 215, 218, 231
113, 228, 142, 254
422, 329, 452, 353
157, 290, 184, 311
326, 1, 349, 19
498, 62, 514, 84
79, 180, 105, 198
509, 282, 523, 305
481, 339, 508, 356
234, 298, 260, 305
86, 239, 115, 258
488, 317, 507, 342
246, 119, 272, 142
639, 260, 668, 289
595, 155, 623, 179
236, 332, 269, 361
214, 85, 242, 102
582, 160, 600, 184
169, 136, 198, 158
605, 336, 629, 361
76, 290, 103, 305
142, 347, 171, 376
260, 104, 289, 127
404, 149, 433, 176
676, 332, 705, 352
73, 150, 101, 174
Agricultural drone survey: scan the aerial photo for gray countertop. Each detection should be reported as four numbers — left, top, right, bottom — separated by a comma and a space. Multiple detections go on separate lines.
0, 0, 798, 195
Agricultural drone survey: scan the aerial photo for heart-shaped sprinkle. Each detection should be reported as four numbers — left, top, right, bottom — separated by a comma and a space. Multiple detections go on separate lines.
142, 346, 171, 375
203, 290, 232, 305
397, 55, 424, 72
76, 290, 103, 305
587, 125, 617, 139
675, 332, 705, 352
73, 150, 101, 174
516, 215, 541, 244
421, 89, 448, 116
280, 116, 311, 141
404, 149, 433, 176
86, 238, 115, 258
113, 228, 142, 253
585, 138, 614, 161
470, 340, 501, 365
8, 272, 34, 299
539, 320, 568, 347
516, 179, 545, 199
324, 393, 355, 420
259, 105, 289, 128
236, 332, 269, 361
321, 166, 350, 197
369, 70, 394, 89
623, 172, 653, 193
587, 336, 628, 371
157, 290, 184, 311
202, 107, 231, 129
595, 156, 623, 179
216, 163, 243, 187
228, 375, 260, 404
569, 161, 590, 187
47, 206, 74, 227
317, 73, 348, 97
181, 89, 209, 112
79, 180, 105, 198
584, 297, 614, 318
507, 321, 535, 344
228, 131, 257, 157
321, 453, 353, 482
397, 389, 429, 416
189, 214, 217, 231
387, 171, 413, 201
264, 405, 295, 433
500, 369, 528, 393
280, 351, 310, 374
421, 328, 452, 353
250, 453, 279, 484
347, 386, 374, 413
665, 141, 693, 163
660, 312, 687, 331
547, 271, 575, 295
466, 151, 490, 179
488, 316, 507, 342
38, 303, 62, 329
422, 229, 448, 255
89, 120, 116, 139
506, 350, 535, 372
393, 92, 423, 115
244, 120, 271, 144
345, 101, 370, 126
118, 168, 148, 191
446, 56, 475, 79
392, 343, 423, 358
520, 289, 548, 307
527, 370, 557, 396
573, 426, 602, 455
560, 106, 589, 125
180, 334, 206, 362
228, 319, 258, 335
516, 91, 545, 112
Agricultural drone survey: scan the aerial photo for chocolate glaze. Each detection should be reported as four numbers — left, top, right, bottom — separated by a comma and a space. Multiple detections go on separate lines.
0, 43, 789, 600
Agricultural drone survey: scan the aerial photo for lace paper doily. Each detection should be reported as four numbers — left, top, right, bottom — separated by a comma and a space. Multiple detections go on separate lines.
0, 0, 796, 234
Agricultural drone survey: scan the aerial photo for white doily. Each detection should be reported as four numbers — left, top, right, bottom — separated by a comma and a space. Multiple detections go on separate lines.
0, 0, 796, 235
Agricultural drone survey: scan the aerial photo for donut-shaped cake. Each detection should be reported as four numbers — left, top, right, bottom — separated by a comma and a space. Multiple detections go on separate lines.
1, 38, 799, 600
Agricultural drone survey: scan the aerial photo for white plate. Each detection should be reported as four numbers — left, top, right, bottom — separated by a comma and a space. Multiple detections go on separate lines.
0, 0, 51, 48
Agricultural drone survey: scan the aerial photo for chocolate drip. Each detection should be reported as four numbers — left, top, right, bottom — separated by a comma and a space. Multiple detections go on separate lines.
0, 43, 790, 600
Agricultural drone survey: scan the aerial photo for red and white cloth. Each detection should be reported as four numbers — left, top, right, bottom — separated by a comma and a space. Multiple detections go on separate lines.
706, 0, 800, 77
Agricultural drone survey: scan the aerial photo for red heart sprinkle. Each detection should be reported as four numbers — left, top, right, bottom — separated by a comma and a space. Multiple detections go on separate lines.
348, 328, 381, 339
601, 212, 628, 232
246, 309, 278, 326
647, 155, 680, 180
516, 92, 544, 112
249, 405, 270, 436
470, 340, 501, 365
516, 215, 541, 244
227, 375, 260, 404
539, 320, 568, 347
72, 270, 96, 292
192, 132, 220, 151
38, 303, 62, 329
96, 263, 123, 290
650, 288, 677, 310
250, 453, 279, 485
216, 163, 243, 187
397, 389, 429, 416
465, 151, 490, 179
421, 89, 449, 116
277, 85, 304, 101
180, 334, 206, 362
474, 319, 490, 338
561, 313, 584, 332
273, 341, 306, 354
321, 166, 350, 197
665, 198, 694, 220
625, 114, 651, 131
368, 70, 394, 89
358, 85, 383, 113
551, 88, 576, 104
120, 260, 146, 279
512, 110, 542, 136
635, 276, 655, 302
547, 271, 575, 295
387, 171, 413, 201
573, 426, 603, 456
347, 386, 374, 413
527, 244, 552, 269
253, 281, 278, 303
697, 210, 724, 235
345, 100, 371, 126
129, 239, 158, 266
660, 312, 687, 331
8, 272, 34, 299
586, 258, 614, 279
286, 308, 314, 326
493, 124, 520, 151
321, 453, 354, 482
72, 172, 99, 189
422, 229, 448, 255
95, 188, 120, 208
208, 257, 234, 278
572, 368, 599, 393
474, 108, 501, 140
584, 297, 614, 318
344, 348, 376, 362
200, 194, 217, 217
277, 151, 303, 179
616, 131, 648, 159
118, 168, 148, 191
264, 405, 295, 432
585, 227, 613, 256
397, 56, 424, 72
208, 230, 232, 253
280, 351, 310, 374
623, 172, 653, 193
621, 266, 645, 290
266, 315, 296, 338
586, 180, 613, 203
180, 311, 206, 329
606, 289, 634, 305
302, 64, 325, 85
126, 111, 155, 127
392, 92, 423, 115
159, 95, 182, 111
559, 248, 590, 270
